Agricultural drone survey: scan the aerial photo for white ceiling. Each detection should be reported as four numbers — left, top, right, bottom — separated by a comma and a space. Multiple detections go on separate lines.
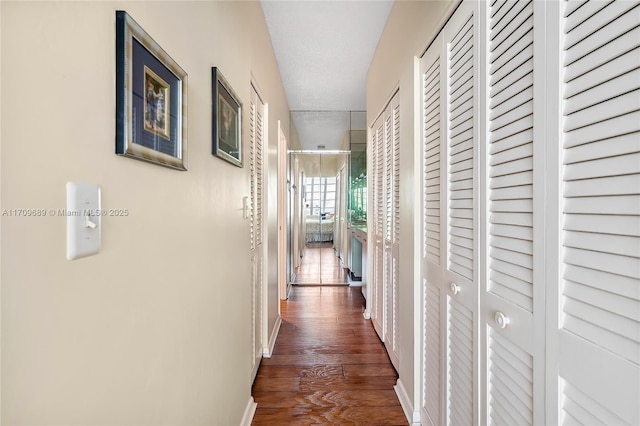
261, 0, 394, 149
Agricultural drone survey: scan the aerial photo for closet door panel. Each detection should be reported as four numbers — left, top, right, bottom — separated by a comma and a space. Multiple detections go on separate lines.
420, 43, 444, 426
443, 2, 479, 425
559, 1, 640, 424
371, 116, 385, 338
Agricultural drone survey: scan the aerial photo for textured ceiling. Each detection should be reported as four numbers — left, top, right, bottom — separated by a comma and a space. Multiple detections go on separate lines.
261, 0, 393, 149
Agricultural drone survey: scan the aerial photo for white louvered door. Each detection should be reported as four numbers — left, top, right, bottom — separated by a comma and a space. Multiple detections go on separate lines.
418, 1, 639, 425
443, 3, 479, 425
383, 93, 401, 369
420, 39, 444, 426
482, 1, 545, 425
371, 115, 385, 338
371, 91, 400, 371
250, 86, 265, 381
419, 2, 480, 424
558, 1, 640, 424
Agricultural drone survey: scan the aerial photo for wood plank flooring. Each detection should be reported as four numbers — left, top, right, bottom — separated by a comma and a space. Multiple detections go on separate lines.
293, 243, 349, 285
252, 286, 408, 425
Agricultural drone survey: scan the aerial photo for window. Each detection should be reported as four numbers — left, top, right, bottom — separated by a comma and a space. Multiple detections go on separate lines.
305, 176, 337, 215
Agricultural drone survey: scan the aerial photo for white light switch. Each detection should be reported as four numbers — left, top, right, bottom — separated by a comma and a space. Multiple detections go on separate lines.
66, 182, 101, 260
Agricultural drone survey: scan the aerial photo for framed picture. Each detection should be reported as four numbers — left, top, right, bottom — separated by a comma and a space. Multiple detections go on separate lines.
212, 67, 243, 167
116, 11, 188, 170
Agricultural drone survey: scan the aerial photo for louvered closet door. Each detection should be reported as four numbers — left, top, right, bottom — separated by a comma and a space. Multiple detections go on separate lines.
420, 39, 444, 426
250, 86, 265, 381
559, 1, 640, 424
482, 1, 545, 425
371, 115, 385, 338
443, 2, 479, 425
383, 93, 401, 370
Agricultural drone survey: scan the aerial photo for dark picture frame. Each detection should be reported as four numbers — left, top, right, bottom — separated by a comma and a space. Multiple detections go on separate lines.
116, 11, 188, 170
212, 68, 243, 167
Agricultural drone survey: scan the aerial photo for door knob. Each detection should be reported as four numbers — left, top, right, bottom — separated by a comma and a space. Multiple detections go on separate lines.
495, 311, 510, 328
450, 282, 460, 295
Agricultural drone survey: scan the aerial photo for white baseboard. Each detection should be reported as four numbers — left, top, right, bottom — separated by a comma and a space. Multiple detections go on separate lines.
262, 316, 282, 358
240, 396, 257, 426
394, 379, 421, 425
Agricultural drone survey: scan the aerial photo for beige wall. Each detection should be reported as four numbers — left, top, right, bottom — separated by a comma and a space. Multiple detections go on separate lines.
366, 0, 456, 416
0, 1, 289, 424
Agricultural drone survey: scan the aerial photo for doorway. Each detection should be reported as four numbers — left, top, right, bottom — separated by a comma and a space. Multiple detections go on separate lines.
289, 151, 350, 285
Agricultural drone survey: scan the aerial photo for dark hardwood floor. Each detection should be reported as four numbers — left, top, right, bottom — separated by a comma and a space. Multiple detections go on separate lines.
252, 286, 408, 425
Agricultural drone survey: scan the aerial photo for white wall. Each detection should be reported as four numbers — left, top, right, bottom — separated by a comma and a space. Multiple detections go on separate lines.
366, 0, 456, 417
0, 1, 289, 424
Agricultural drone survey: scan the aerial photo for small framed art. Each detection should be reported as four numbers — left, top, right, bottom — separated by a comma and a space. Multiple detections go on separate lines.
116, 11, 188, 170
212, 67, 243, 167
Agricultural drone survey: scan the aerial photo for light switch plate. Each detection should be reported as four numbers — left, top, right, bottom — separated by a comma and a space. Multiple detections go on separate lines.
66, 182, 101, 260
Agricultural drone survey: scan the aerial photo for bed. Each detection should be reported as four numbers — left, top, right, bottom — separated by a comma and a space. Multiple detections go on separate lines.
305, 215, 335, 243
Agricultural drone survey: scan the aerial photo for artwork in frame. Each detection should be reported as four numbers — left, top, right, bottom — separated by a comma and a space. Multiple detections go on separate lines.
116, 11, 188, 170
212, 67, 243, 167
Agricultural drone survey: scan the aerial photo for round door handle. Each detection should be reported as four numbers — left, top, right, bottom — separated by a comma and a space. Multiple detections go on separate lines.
450, 282, 460, 295
495, 311, 510, 328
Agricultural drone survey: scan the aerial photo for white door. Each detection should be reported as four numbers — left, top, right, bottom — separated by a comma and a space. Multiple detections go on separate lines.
557, 1, 640, 424
371, 114, 385, 338
443, 3, 480, 424
420, 32, 444, 426
249, 86, 265, 381
383, 93, 401, 369
481, 1, 548, 425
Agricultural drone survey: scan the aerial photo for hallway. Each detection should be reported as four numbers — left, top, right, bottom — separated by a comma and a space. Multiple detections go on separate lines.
251, 286, 407, 425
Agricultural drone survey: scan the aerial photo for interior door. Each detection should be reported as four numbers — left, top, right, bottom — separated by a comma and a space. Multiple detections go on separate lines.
371, 114, 385, 339
558, 1, 640, 424
383, 93, 401, 370
482, 1, 545, 425
249, 86, 265, 381
443, 3, 480, 425
420, 33, 444, 426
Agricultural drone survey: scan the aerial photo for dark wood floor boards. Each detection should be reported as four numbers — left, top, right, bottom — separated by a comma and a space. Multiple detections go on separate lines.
252, 286, 408, 425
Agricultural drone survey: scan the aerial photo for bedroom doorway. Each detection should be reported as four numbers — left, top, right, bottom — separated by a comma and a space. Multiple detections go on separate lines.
289, 151, 350, 285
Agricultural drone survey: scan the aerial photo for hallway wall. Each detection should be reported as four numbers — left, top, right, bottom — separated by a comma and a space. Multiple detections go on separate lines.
366, 0, 456, 418
0, 1, 289, 424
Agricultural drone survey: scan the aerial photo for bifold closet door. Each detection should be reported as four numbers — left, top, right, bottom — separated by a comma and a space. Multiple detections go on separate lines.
420, 2, 480, 425
250, 86, 265, 381
371, 115, 385, 338
420, 35, 444, 426
382, 93, 400, 370
442, 3, 479, 425
418, 1, 482, 424
558, 1, 640, 424
370, 92, 401, 371
482, 0, 546, 425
